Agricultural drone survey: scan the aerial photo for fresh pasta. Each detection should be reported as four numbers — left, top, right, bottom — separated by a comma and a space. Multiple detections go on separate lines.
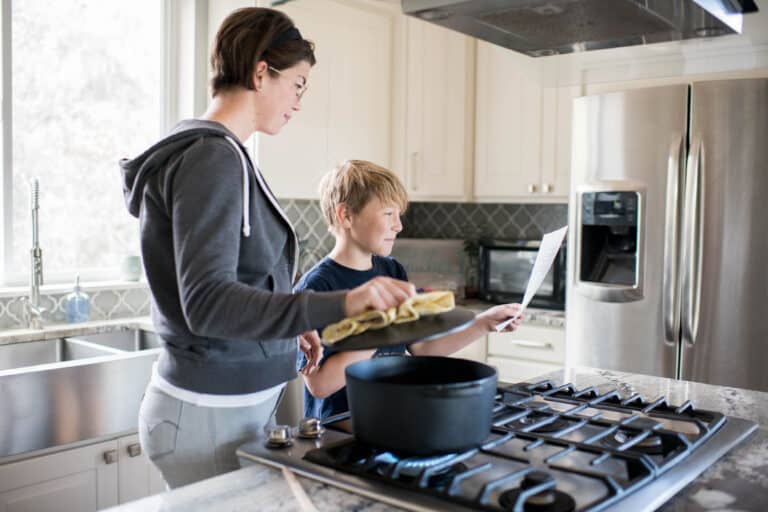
321, 291, 455, 344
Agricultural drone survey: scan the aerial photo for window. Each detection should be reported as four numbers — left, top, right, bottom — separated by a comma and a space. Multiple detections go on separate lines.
2, 0, 164, 285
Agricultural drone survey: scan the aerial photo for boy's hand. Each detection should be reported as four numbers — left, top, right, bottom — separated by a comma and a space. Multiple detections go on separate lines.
299, 330, 323, 375
344, 276, 416, 317
475, 304, 523, 333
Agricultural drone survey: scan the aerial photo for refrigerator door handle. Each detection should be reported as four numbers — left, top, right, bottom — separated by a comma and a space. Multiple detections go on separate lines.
681, 138, 705, 347
663, 134, 685, 345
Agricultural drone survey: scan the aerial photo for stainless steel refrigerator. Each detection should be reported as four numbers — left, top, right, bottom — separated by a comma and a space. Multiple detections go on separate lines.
566, 78, 768, 392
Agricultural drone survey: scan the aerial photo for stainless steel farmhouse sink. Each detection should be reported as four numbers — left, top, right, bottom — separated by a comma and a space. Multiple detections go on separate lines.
0, 337, 120, 371
0, 325, 160, 460
66, 329, 162, 352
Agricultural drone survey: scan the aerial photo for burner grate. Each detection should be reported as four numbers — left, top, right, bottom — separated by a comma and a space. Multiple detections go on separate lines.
303, 380, 731, 511
492, 380, 726, 475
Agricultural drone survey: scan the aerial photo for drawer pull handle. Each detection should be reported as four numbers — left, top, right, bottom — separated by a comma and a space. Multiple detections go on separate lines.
103, 449, 118, 465
127, 443, 142, 457
509, 340, 553, 349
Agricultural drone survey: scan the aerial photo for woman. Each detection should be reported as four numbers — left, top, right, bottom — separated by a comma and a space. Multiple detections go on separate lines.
120, 7, 414, 488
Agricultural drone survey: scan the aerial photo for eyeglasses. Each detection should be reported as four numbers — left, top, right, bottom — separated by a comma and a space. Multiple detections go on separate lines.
268, 65, 308, 100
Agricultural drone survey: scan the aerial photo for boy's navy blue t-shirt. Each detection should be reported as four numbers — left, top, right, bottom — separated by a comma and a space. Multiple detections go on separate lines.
294, 256, 409, 420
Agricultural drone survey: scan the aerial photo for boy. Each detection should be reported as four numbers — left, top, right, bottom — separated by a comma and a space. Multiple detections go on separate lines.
295, 160, 521, 419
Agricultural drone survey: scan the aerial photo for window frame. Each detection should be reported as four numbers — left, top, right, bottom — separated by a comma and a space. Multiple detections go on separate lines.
0, 0, 210, 288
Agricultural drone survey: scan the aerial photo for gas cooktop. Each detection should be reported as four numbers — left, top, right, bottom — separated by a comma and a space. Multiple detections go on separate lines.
237, 380, 757, 512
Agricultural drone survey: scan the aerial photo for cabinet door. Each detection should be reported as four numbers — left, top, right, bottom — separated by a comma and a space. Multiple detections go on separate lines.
486, 322, 565, 383
539, 86, 580, 200
117, 434, 166, 503
258, 0, 394, 199
487, 356, 561, 383
0, 441, 118, 511
487, 325, 565, 364
405, 18, 473, 200
474, 41, 542, 200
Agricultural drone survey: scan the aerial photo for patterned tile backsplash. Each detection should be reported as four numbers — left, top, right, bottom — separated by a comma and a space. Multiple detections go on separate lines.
279, 199, 568, 275
0, 284, 150, 330
0, 200, 565, 329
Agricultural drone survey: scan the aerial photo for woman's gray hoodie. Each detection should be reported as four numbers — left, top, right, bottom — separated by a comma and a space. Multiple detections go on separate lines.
120, 119, 345, 394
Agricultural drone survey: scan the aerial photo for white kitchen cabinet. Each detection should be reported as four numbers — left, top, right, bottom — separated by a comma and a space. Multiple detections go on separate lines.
0, 440, 118, 511
487, 356, 562, 383
549, 13, 768, 91
486, 322, 566, 383
0, 435, 165, 511
449, 335, 487, 363
258, 0, 396, 199
474, 42, 577, 202
117, 434, 166, 503
540, 85, 580, 200
401, 18, 475, 200
582, 68, 768, 97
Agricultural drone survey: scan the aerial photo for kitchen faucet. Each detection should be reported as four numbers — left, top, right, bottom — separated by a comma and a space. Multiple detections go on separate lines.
21, 178, 45, 329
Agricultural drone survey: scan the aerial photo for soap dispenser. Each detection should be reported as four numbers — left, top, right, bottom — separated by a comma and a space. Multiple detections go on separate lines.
65, 274, 90, 323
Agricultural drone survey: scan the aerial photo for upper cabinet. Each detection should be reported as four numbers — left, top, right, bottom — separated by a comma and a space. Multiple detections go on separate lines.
206, 2, 766, 204
257, 0, 397, 199
540, 85, 580, 200
398, 18, 475, 201
259, 2, 476, 201
474, 42, 577, 203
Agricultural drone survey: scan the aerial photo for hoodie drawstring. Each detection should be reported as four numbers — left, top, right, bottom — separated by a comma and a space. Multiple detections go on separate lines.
224, 136, 251, 237
222, 136, 299, 281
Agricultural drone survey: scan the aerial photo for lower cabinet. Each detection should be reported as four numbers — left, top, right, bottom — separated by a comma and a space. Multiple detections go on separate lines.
449, 335, 487, 363
487, 356, 563, 382
0, 434, 165, 511
117, 434, 167, 503
486, 323, 566, 382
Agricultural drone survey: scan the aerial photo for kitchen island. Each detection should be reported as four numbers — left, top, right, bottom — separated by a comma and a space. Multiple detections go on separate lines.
104, 367, 768, 512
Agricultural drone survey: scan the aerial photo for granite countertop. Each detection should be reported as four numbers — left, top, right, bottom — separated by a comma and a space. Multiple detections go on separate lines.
105, 367, 768, 512
104, 462, 403, 512
547, 367, 768, 512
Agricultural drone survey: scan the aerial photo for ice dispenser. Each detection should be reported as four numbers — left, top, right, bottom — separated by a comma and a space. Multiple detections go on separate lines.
576, 188, 645, 302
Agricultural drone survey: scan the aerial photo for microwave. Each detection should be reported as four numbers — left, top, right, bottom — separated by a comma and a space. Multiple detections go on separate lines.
478, 239, 566, 310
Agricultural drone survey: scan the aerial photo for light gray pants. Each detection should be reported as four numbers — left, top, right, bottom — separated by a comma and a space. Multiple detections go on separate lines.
138, 385, 282, 489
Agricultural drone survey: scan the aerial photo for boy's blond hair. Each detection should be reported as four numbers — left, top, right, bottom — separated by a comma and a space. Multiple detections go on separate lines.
319, 160, 408, 232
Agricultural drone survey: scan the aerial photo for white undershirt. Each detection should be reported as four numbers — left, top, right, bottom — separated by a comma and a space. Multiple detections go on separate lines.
149, 362, 285, 408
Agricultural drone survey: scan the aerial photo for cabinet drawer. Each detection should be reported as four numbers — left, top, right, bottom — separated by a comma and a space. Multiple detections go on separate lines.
487, 357, 561, 383
487, 325, 565, 364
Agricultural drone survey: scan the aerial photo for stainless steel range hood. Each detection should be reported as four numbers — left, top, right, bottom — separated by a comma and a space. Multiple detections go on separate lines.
401, 0, 759, 57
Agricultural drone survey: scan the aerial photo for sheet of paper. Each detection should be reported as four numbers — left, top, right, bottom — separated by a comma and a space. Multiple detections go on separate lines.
495, 225, 568, 332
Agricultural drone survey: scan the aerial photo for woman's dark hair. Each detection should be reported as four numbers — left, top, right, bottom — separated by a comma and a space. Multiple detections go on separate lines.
210, 8, 316, 96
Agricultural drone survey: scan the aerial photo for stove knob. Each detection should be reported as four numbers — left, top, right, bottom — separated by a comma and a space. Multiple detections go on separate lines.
266, 425, 293, 448
298, 417, 325, 439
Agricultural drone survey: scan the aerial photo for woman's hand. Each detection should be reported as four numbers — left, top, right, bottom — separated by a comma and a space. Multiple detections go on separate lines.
474, 303, 523, 333
344, 276, 416, 317
298, 330, 323, 375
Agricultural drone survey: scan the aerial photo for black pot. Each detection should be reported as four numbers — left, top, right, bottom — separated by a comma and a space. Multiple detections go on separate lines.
345, 356, 498, 456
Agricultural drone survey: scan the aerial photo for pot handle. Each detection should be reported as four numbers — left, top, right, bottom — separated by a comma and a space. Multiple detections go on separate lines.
421, 383, 486, 398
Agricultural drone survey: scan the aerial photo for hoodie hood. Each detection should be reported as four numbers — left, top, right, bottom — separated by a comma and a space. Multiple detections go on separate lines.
120, 119, 245, 219
120, 119, 255, 237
